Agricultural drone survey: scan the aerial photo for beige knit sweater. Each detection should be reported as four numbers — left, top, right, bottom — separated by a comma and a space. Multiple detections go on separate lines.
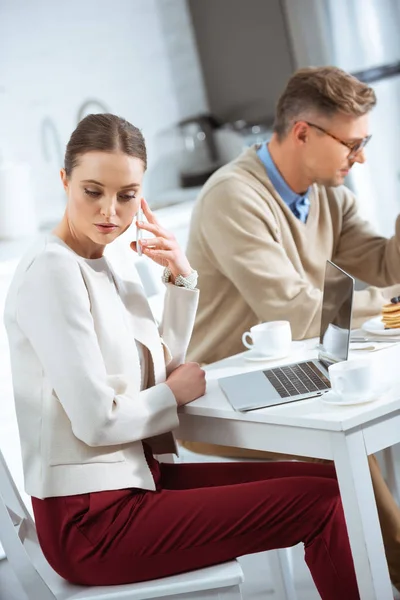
187, 145, 400, 365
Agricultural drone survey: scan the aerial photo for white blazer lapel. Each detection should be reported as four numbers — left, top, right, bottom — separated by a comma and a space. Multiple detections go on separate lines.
111, 269, 167, 385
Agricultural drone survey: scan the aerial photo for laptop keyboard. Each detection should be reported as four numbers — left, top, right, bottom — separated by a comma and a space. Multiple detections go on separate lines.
263, 362, 330, 398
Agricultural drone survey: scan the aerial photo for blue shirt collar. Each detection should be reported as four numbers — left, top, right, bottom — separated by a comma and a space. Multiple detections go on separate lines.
257, 143, 310, 223
257, 142, 309, 206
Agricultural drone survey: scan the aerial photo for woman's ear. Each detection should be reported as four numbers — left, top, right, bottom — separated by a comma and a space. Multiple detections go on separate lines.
60, 168, 69, 192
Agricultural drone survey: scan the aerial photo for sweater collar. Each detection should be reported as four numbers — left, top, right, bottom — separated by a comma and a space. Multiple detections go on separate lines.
256, 142, 310, 210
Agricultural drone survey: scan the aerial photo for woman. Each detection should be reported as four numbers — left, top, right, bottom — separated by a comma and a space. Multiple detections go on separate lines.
4, 113, 360, 600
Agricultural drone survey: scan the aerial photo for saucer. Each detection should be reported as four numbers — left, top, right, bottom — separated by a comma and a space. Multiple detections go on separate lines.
362, 316, 400, 337
244, 342, 305, 362
320, 387, 390, 407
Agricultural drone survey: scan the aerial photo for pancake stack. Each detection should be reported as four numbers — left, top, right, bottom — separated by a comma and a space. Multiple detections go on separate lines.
382, 296, 400, 329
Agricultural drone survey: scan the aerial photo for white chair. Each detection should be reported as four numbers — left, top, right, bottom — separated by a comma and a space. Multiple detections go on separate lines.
0, 448, 244, 600
108, 247, 297, 599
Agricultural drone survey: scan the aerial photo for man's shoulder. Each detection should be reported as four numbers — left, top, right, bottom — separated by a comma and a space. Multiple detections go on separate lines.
321, 184, 355, 204
314, 185, 358, 231
197, 146, 275, 208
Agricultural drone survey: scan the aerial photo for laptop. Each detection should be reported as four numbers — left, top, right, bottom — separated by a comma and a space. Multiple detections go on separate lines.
219, 260, 355, 411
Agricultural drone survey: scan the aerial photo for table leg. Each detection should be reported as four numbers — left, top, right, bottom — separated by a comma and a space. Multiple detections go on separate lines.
331, 430, 393, 600
382, 446, 400, 504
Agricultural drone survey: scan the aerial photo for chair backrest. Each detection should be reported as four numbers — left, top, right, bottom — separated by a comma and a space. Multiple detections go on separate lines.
0, 448, 56, 599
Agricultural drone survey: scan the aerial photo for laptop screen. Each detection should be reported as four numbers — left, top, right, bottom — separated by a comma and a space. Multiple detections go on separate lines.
318, 260, 354, 367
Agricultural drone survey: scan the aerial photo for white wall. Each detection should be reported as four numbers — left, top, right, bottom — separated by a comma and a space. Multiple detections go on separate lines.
0, 0, 208, 225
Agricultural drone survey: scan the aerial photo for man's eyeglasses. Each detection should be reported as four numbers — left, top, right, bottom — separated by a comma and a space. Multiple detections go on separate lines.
303, 121, 372, 158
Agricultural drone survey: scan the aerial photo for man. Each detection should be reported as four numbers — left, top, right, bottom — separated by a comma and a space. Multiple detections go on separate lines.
187, 66, 400, 365
184, 66, 400, 590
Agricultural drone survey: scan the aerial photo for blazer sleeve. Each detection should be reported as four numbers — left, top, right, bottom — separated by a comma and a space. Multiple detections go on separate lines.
16, 250, 179, 448
159, 283, 199, 373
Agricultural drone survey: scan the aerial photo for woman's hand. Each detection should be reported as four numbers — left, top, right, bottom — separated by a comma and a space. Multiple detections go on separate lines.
165, 362, 206, 406
130, 198, 192, 280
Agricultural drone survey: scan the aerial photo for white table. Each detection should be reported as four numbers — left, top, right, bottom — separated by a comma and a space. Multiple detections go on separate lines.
177, 339, 400, 600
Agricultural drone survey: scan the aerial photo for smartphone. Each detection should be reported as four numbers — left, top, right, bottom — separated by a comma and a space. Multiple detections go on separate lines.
136, 206, 143, 256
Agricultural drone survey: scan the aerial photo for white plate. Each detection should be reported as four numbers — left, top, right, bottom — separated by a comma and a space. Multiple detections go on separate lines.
362, 316, 400, 337
244, 342, 305, 362
320, 387, 390, 407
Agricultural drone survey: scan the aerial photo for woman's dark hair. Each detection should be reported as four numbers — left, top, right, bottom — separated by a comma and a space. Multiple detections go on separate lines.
64, 113, 147, 176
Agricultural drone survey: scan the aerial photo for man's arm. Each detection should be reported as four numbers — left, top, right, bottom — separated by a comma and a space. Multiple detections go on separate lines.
335, 188, 400, 287
201, 180, 399, 338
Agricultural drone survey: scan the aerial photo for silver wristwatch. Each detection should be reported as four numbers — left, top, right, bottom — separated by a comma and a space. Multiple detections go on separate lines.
162, 267, 198, 290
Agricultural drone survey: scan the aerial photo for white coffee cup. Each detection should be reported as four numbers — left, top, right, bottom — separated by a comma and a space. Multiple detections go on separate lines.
328, 359, 373, 401
322, 323, 349, 358
242, 321, 292, 357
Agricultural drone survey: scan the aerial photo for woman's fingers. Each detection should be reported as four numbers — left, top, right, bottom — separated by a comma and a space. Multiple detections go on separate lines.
136, 220, 170, 237
135, 198, 191, 276
136, 221, 176, 249
142, 247, 172, 266
140, 197, 160, 226
137, 199, 176, 242
141, 236, 174, 251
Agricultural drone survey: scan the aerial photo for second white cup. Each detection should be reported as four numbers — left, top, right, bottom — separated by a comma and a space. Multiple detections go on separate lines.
242, 321, 292, 357
328, 358, 373, 401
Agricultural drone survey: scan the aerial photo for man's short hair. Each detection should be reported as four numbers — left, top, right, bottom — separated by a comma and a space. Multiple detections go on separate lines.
274, 66, 377, 139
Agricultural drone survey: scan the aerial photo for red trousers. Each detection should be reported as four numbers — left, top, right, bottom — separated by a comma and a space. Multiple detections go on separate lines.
32, 452, 360, 600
